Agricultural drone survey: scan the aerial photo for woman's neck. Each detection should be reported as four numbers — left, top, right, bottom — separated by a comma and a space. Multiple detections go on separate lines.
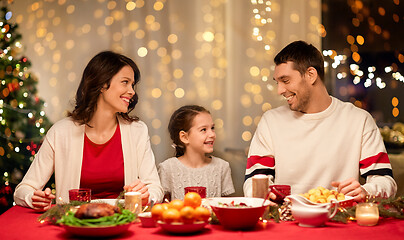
178, 150, 211, 168
85, 109, 118, 144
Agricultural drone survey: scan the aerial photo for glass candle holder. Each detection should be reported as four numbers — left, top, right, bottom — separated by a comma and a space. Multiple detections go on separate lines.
125, 192, 142, 215
68, 188, 91, 202
184, 186, 206, 198
356, 202, 379, 226
252, 174, 269, 199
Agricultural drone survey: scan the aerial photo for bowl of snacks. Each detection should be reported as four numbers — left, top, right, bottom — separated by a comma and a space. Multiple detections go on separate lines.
299, 186, 354, 208
151, 192, 211, 234
138, 212, 156, 228
207, 197, 270, 230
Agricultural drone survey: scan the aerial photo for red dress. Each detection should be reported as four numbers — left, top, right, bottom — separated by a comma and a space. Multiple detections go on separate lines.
80, 123, 124, 199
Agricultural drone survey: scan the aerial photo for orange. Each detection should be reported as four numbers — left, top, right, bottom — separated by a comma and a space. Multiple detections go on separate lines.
169, 199, 184, 211
194, 206, 211, 222
151, 204, 166, 221
162, 208, 181, 224
180, 206, 195, 223
161, 203, 170, 210
183, 192, 202, 208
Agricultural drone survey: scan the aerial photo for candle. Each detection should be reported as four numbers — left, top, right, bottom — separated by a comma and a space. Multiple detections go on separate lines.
356, 203, 379, 226
125, 192, 142, 215
252, 174, 269, 199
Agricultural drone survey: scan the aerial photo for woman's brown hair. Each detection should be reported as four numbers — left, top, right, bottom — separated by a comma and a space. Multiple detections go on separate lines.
68, 51, 141, 125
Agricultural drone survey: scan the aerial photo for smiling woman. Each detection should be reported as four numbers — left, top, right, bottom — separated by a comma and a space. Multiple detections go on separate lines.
13, 51, 164, 211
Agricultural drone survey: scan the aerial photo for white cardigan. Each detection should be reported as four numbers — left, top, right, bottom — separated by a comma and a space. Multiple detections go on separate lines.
14, 117, 163, 208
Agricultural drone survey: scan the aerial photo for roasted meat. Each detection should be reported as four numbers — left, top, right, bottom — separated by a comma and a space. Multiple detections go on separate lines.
74, 203, 121, 219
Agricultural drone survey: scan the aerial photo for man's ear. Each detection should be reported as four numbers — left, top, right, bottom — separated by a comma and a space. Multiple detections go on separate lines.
179, 130, 189, 145
306, 67, 319, 85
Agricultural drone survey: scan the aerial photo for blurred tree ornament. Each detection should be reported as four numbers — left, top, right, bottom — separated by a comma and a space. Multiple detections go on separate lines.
0, 5, 53, 214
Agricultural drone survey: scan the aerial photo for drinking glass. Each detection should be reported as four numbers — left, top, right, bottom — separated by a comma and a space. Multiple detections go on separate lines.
68, 188, 91, 202
184, 186, 206, 198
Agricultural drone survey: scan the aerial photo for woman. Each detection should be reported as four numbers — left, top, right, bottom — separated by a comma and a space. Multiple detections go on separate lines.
14, 51, 163, 211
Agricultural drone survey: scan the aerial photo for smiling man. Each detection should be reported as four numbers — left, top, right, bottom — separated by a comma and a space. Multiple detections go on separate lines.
243, 41, 397, 202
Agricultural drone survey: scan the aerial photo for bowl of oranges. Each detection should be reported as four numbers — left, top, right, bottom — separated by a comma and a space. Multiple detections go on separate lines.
151, 192, 211, 234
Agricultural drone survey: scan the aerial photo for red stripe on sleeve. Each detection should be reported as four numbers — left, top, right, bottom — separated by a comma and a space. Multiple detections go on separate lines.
246, 155, 275, 169
359, 152, 390, 169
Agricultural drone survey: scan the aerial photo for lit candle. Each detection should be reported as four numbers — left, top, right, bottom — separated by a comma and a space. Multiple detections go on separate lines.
125, 192, 142, 215
356, 203, 379, 226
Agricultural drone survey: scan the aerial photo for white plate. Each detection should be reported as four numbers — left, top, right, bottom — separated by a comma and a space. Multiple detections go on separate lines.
157, 221, 208, 234
62, 222, 132, 237
90, 199, 124, 206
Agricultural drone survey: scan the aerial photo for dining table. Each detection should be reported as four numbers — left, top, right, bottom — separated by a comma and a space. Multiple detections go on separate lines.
1, 205, 403, 240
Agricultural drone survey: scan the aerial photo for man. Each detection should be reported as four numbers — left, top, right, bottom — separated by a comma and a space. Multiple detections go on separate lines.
243, 40, 397, 201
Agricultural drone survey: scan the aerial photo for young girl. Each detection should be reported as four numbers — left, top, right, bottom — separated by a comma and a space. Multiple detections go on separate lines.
14, 51, 163, 211
158, 105, 235, 200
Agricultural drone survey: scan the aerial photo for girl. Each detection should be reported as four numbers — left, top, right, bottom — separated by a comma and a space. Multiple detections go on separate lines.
14, 51, 163, 211
158, 105, 235, 200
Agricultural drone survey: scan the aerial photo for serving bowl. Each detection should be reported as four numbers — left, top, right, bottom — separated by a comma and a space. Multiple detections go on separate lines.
138, 212, 156, 227
208, 197, 270, 230
287, 195, 339, 227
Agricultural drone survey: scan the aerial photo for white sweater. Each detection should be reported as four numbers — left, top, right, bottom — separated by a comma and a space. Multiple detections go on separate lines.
244, 97, 397, 198
14, 117, 163, 208
158, 156, 235, 200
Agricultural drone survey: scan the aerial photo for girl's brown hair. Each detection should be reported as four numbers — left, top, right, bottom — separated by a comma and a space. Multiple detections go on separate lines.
168, 105, 210, 157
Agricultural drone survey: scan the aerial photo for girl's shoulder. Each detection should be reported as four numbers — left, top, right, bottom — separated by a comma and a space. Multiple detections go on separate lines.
210, 156, 230, 167
159, 157, 178, 167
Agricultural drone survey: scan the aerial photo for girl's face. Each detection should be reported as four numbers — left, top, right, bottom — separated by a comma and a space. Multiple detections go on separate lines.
183, 112, 216, 154
98, 65, 135, 114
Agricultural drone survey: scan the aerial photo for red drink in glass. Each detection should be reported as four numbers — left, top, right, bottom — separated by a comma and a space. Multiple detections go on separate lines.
184, 186, 206, 198
69, 188, 91, 202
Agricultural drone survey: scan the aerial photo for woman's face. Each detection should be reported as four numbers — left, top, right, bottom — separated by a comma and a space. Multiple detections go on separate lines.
98, 65, 136, 114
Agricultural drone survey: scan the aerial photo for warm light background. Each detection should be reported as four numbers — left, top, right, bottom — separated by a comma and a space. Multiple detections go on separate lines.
9, 0, 321, 195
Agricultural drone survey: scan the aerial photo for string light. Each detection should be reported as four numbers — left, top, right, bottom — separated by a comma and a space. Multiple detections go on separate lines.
250, 0, 272, 51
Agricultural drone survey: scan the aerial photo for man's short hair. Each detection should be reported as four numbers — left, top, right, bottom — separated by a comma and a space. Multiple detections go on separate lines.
274, 40, 325, 82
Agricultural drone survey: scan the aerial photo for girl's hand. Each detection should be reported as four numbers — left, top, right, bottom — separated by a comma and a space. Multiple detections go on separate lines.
124, 180, 150, 206
31, 187, 55, 212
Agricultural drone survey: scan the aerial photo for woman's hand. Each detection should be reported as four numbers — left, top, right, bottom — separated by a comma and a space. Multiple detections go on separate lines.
31, 187, 55, 212
331, 178, 366, 201
124, 180, 150, 206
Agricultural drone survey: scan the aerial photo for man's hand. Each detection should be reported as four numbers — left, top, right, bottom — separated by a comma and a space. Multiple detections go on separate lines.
31, 187, 55, 212
124, 179, 150, 206
331, 178, 366, 201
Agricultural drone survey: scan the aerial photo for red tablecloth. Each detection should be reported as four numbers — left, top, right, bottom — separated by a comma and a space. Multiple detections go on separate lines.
1, 206, 404, 240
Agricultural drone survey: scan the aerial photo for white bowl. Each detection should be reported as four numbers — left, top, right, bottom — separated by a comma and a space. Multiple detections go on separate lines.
138, 212, 156, 228
90, 199, 124, 206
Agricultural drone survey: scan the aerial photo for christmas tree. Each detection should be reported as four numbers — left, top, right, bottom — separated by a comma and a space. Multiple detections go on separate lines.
0, 6, 52, 213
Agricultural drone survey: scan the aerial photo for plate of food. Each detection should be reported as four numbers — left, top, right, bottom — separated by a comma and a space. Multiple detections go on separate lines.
157, 221, 208, 234
298, 186, 354, 208
151, 193, 211, 234
62, 223, 132, 237
58, 202, 135, 237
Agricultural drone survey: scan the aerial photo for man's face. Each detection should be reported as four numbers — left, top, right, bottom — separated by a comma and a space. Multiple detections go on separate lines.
273, 61, 312, 113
